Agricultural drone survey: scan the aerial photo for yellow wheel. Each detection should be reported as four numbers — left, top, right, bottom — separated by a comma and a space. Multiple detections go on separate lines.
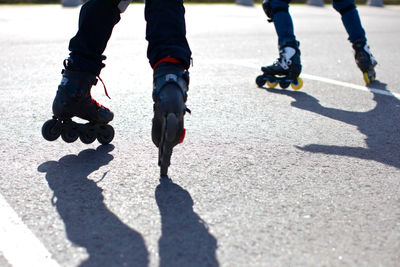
363, 72, 370, 85
266, 80, 278, 88
291, 77, 303, 90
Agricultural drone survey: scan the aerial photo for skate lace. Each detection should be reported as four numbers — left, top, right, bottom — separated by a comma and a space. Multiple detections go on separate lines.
89, 75, 111, 110
276, 56, 291, 70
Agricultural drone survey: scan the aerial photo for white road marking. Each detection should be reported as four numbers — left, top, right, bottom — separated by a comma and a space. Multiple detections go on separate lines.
301, 73, 400, 100
0, 193, 60, 267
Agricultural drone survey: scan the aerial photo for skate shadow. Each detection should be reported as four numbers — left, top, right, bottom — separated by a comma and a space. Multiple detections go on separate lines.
262, 80, 400, 169
156, 176, 219, 267
38, 145, 149, 267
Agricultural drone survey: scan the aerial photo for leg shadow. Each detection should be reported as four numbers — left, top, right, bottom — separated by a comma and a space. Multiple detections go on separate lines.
261, 80, 400, 169
156, 177, 219, 267
38, 145, 149, 267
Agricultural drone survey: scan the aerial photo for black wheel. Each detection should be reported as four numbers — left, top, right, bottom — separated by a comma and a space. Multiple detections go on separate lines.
79, 124, 97, 144
256, 75, 266, 87
97, 124, 115, 145
42, 119, 61, 141
61, 122, 79, 143
279, 80, 290, 89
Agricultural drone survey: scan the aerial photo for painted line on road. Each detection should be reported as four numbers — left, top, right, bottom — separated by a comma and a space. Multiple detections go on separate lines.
0, 193, 60, 267
301, 73, 400, 100
229, 61, 400, 100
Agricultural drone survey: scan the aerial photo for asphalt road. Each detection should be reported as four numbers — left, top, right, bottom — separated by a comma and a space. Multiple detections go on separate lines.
0, 3, 399, 267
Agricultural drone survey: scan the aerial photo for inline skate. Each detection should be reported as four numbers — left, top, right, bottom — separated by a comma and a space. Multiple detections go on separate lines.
42, 59, 114, 145
256, 43, 303, 90
152, 59, 190, 177
353, 40, 377, 85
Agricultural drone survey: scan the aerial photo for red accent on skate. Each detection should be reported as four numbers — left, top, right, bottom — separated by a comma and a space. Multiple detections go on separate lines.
87, 75, 111, 111
178, 128, 186, 144
98, 75, 111, 99
153, 57, 184, 70
88, 95, 110, 111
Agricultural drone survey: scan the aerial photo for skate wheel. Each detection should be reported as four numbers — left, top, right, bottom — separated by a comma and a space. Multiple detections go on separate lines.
79, 124, 97, 144
61, 130, 79, 143
97, 125, 114, 145
279, 80, 290, 89
266, 80, 278, 88
61, 122, 79, 143
291, 77, 303, 90
256, 75, 266, 87
363, 71, 376, 85
42, 119, 61, 141
363, 72, 371, 85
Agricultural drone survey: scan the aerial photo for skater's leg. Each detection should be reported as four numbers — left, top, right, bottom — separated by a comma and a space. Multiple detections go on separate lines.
145, 0, 192, 176
56, 0, 125, 120
332, 0, 377, 83
332, 0, 366, 43
145, 0, 192, 69
258, 0, 301, 89
43, 0, 128, 144
68, 0, 122, 75
262, 0, 297, 47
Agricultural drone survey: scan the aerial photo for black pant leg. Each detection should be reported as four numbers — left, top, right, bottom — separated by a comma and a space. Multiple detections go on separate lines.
68, 0, 121, 75
145, 0, 192, 69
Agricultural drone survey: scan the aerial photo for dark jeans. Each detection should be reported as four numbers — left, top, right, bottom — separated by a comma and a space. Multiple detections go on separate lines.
268, 0, 367, 47
68, 0, 192, 76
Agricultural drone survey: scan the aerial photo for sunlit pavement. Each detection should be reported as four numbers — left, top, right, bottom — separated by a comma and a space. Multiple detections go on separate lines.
0, 4, 399, 266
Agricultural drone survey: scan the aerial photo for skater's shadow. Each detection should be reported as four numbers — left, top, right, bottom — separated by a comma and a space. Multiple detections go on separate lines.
262, 80, 400, 169
38, 145, 149, 267
156, 176, 219, 267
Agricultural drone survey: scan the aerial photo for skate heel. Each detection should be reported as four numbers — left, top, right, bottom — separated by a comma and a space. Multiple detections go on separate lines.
152, 59, 190, 176
165, 113, 178, 143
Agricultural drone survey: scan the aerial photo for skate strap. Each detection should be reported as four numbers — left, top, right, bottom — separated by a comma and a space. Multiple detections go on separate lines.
153, 72, 189, 101
87, 75, 110, 110
97, 75, 111, 99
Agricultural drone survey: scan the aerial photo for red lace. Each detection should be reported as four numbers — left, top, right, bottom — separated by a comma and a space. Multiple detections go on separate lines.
153, 57, 184, 70
89, 75, 110, 110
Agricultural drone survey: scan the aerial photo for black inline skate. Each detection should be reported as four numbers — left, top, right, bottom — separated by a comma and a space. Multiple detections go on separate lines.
353, 40, 377, 85
256, 42, 303, 90
152, 60, 190, 177
42, 60, 114, 145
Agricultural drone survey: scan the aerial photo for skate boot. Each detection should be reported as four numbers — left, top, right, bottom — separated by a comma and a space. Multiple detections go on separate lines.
353, 40, 377, 85
42, 60, 114, 145
256, 42, 303, 90
152, 59, 190, 177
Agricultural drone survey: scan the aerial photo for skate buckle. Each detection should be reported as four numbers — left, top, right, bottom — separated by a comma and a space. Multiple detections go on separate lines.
165, 74, 178, 82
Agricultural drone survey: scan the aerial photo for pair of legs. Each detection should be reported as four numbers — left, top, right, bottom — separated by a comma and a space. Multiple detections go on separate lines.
42, 0, 192, 176
258, 0, 377, 86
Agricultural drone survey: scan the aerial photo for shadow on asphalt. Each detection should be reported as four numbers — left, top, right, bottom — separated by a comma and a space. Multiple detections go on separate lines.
38, 145, 149, 267
261, 80, 400, 169
155, 176, 219, 267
